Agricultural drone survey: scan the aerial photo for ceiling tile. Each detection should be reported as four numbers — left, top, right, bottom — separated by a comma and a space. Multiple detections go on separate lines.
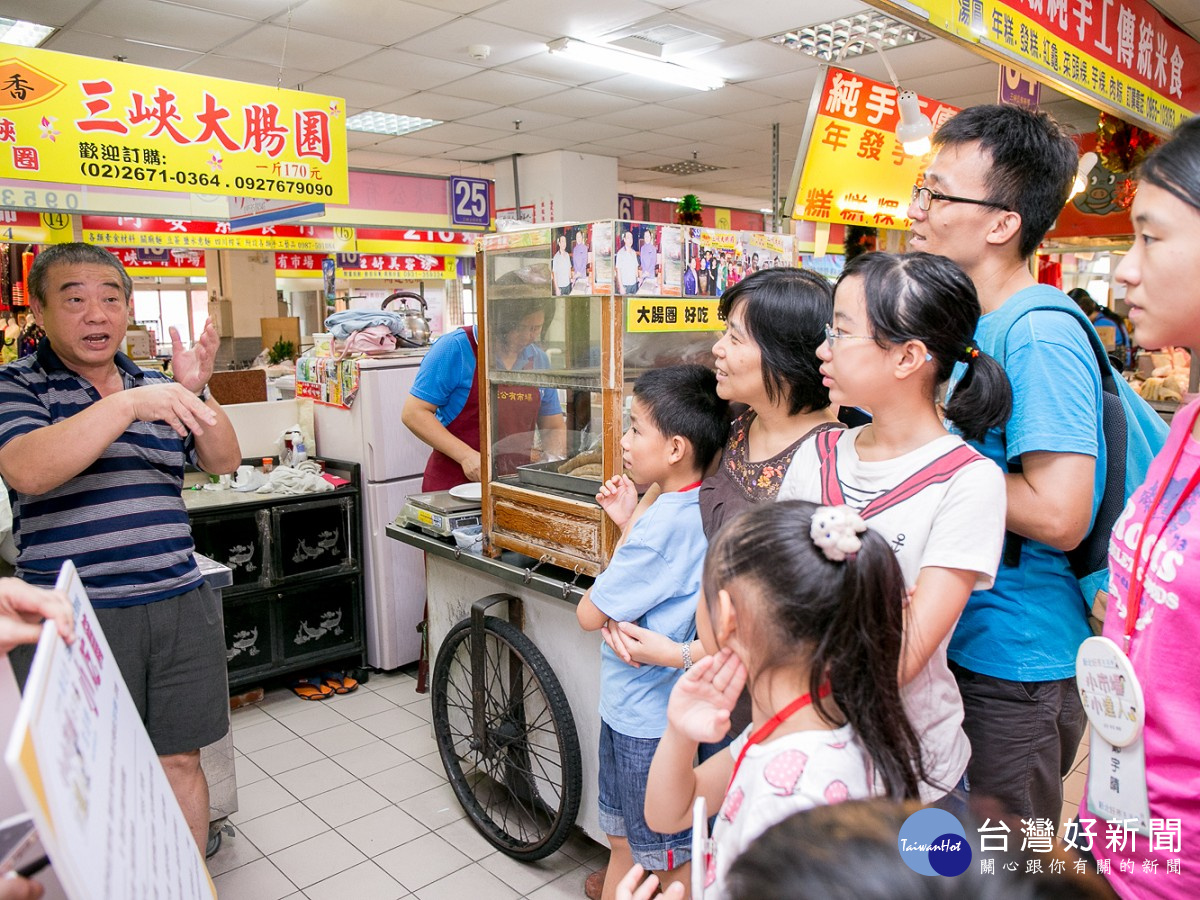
369, 134, 466, 156
531, 120, 637, 143
473, 133, 565, 155
589, 130, 693, 152
20, 0, 97, 26
405, 0, 498, 13
590, 104, 699, 131
348, 149, 421, 169
395, 19, 551, 67
501, 52, 624, 87
701, 40, 819, 81
661, 84, 782, 116
272, 0, 455, 47
436, 70, 565, 105
583, 74, 701, 103
215, 23, 381, 73
179, 54, 321, 90
447, 146, 507, 162
520, 88, 642, 118
740, 68, 825, 102
73, 0, 253, 52
303, 74, 412, 110
333, 49, 482, 93
346, 130, 388, 149
561, 143, 622, 159
44, 30, 203, 70
457, 106, 571, 132
153, 0, 295, 17
683, 0, 873, 41
418, 122, 512, 146
472, 0, 669, 41
724, 101, 814, 127
376, 91, 497, 120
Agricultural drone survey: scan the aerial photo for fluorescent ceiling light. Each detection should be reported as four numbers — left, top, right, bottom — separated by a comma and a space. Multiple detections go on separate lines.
547, 38, 725, 92
0, 17, 55, 48
345, 111, 443, 137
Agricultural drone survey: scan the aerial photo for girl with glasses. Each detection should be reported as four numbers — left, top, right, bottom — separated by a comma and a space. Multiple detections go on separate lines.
778, 250, 1012, 813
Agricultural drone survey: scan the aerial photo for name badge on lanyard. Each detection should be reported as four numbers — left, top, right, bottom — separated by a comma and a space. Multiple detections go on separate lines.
1076, 636, 1151, 835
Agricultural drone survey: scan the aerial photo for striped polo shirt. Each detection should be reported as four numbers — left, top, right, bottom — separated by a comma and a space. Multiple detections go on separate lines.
0, 340, 203, 607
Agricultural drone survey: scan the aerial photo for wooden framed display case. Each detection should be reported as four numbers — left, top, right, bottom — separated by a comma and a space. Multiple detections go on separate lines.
476, 220, 768, 575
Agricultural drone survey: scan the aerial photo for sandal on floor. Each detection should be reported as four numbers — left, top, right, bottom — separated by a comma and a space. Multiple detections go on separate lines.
323, 671, 359, 694
291, 677, 333, 701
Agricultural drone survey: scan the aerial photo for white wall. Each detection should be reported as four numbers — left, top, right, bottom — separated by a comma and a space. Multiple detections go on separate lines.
494, 151, 618, 223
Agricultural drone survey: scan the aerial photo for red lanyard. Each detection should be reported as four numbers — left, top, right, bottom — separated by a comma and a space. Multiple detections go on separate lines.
1123, 404, 1200, 652
678, 480, 703, 492
726, 682, 832, 792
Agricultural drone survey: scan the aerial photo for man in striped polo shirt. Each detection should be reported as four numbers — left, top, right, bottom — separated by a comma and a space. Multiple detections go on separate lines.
0, 243, 241, 855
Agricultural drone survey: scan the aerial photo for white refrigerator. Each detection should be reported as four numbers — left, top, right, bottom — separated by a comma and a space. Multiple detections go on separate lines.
314, 353, 430, 670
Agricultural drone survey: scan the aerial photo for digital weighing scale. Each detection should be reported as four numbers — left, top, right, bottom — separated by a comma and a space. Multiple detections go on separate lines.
395, 491, 482, 538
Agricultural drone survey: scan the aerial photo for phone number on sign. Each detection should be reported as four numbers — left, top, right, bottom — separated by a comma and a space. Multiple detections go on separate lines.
74, 163, 334, 197
233, 176, 333, 197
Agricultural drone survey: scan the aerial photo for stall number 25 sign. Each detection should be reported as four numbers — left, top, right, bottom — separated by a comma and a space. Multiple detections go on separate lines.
450, 176, 492, 228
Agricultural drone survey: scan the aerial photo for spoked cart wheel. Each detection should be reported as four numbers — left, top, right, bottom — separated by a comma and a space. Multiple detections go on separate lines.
431, 594, 582, 860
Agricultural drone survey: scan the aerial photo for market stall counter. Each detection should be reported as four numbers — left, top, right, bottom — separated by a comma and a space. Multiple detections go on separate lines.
386, 521, 604, 857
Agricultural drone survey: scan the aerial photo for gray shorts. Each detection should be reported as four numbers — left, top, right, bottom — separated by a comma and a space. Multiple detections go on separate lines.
94, 583, 230, 756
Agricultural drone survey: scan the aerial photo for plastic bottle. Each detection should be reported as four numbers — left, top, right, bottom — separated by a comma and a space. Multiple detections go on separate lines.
262, 457, 274, 474
293, 438, 308, 465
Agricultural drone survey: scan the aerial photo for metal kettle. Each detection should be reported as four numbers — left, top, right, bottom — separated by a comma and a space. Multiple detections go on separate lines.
382, 290, 431, 347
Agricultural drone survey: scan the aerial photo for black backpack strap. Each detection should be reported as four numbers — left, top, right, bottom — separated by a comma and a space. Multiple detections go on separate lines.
998, 301, 1122, 572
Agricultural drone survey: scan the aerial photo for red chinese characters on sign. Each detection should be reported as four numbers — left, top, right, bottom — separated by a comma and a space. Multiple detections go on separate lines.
12, 146, 38, 170
351, 228, 475, 246
821, 71, 959, 135
341, 253, 446, 273
988, 0, 1199, 127
274, 253, 325, 271
73, 80, 335, 158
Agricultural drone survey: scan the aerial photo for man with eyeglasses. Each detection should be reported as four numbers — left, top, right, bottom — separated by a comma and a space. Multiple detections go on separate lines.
907, 104, 1096, 826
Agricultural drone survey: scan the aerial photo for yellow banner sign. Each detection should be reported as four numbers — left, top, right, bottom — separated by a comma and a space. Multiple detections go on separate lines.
0, 210, 73, 244
0, 46, 348, 203
879, 0, 1198, 135
792, 67, 958, 229
625, 298, 722, 333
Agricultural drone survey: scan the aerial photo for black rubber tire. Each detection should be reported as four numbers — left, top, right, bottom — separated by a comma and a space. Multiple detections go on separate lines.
431, 615, 582, 861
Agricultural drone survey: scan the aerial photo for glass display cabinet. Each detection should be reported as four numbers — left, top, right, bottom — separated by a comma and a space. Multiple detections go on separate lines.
477, 221, 792, 575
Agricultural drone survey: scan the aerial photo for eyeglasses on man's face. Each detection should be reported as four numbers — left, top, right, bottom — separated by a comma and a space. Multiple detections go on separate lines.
910, 184, 1011, 212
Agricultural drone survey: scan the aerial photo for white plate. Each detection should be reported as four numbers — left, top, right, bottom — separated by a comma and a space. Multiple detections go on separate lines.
448, 482, 483, 501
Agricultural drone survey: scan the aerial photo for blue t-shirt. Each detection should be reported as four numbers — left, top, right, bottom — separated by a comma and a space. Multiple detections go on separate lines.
409, 327, 562, 427
590, 490, 706, 739
947, 287, 1097, 681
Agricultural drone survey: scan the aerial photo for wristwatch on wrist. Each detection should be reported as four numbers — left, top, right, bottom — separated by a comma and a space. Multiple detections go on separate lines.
195, 384, 212, 402
681, 641, 694, 671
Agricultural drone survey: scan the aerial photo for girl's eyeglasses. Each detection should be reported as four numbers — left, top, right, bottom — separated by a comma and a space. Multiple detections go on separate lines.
823, 324, 875, 346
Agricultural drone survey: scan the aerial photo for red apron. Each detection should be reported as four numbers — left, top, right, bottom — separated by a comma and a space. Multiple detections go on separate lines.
421, 326, 542, 491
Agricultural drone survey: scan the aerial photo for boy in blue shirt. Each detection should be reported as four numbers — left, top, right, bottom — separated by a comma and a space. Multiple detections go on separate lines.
577, 364, 729, 899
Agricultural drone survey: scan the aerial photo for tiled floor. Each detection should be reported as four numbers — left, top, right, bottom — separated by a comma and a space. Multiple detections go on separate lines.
211, 667, 1091, 899
210, 668, 606, 900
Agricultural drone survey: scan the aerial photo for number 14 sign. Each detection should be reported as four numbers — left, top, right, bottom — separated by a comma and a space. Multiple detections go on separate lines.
449, 176, 492, 228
